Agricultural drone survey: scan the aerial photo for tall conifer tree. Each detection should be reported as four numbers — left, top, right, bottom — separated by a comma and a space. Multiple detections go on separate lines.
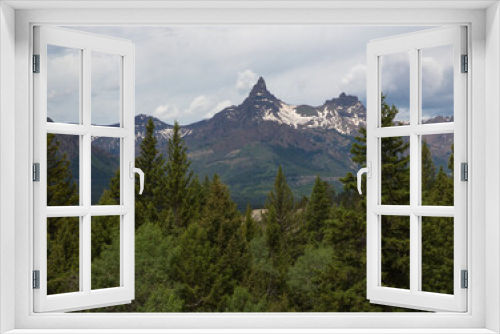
165, 121, 193, 228
421, 140, 436, 204
305, 176, 332, 243
135, 118, 167, 228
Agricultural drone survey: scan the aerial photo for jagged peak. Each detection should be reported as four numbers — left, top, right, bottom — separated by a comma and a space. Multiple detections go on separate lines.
324, 92, 359, 107
249, 77, 271, 96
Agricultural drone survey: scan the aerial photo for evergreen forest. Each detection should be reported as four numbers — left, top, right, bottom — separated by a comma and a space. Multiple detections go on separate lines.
46, 97, 455, 312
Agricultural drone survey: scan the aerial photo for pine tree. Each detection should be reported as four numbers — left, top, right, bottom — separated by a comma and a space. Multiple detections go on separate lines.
135, 118, 167, 228
243, 204, 259, 242
264, 205, 285, 299
47, 133, 79, 207
170, 223, 215, 311
165, 121, 193, 228
421, 140, 436, 204
196, 175, 252, 311
261, 166, 301, 304
264, 166, 295, 238
187, 175, 208, 224
305, 176, 332, 243
200, 175, 239, 245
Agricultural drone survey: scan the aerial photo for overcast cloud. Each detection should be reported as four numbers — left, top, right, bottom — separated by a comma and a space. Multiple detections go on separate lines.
47, 25, 452, 125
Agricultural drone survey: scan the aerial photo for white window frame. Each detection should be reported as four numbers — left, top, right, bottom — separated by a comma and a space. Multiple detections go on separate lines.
33, 26, 136, 313
366, 26, 467, 312
1, 1, 499, 333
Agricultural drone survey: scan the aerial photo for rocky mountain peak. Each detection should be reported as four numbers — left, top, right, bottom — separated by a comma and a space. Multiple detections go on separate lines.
324, 93, 360, 108
246, 77, 279, 103
250, 76, 267, 94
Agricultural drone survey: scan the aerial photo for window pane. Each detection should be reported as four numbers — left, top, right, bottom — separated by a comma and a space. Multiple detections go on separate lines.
381, 215, 410, 290
47, 134, 79, 206
421, 216, 454, 295
47, 217, 80, 295
92, 52, 121, 126
381, 136, 410, 205
421, 45, 454, 123
92, 215, 120, 290
91, 137, 120, 205
380, 52, 410, 127
421, 134, 454, 206
47, 45, 80, 124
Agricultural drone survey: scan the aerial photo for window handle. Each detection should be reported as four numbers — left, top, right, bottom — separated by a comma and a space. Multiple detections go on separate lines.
357, 162, 371, 195
129, 162, 145, 195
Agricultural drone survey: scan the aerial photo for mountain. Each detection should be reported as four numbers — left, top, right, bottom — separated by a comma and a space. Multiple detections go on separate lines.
133, 77, 366, 208
85, 77, 452, 209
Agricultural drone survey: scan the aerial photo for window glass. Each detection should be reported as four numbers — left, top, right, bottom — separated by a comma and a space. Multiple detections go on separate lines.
92, 215, 121, 290
421, 216, 454, 295
381, 136, 410, 205
381, 52, 410, 127
47, 134, 80, 206
421, 45, 454, 123
91, 137, 120, 205
421, 134, 454, 206
47, 217, 80, 295
47, 45, 81, 124
381, 215, 410, 290
91, 52, 122, 126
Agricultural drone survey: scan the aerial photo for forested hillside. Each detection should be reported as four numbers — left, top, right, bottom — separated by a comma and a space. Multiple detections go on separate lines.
46, 97, 454, 312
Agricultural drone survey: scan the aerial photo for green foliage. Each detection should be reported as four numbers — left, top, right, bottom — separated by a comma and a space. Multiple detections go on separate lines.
243, 204, 260, 242
47, 133, 79, 207
66, 101, 454, 313
135, 118, 168, 228
46, 134, 80, 295
91, 216, 120, 290
225, 287, 267, 312
288, 246, 334, 310
305, 177, 332, 243
47, 217, 80, 295
422, 140, 436, 201
86, 221, 179, 312
165, 121, 194, 228
170, 224, 215, 311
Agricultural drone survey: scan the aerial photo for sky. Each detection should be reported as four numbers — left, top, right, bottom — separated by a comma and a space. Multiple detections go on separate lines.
47, 25, 453, 126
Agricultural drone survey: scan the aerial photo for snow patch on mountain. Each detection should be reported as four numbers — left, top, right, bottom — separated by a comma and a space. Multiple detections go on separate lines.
263, 103, 308, 129
261, 101, 366, 135
157, 128, 192, 139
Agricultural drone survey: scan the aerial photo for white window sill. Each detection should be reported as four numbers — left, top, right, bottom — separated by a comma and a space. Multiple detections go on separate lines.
4, 330, 498, 334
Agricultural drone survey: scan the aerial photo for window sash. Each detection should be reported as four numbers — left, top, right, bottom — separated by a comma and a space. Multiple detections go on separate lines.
33, 26, 136, 313
366, 26, 468, 312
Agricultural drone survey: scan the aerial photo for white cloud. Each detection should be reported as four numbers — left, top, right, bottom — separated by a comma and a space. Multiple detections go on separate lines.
67, 25, 437, 124
205, 99, 232, 119
153, 104, 179, 119
236, 69, 259, 93
185, 95, 211, 115
341, 64, 367, 99
213, 100, 232, 112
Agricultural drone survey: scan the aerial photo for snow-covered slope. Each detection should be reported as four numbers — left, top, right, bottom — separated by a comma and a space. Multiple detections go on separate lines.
262, 99, 365, 135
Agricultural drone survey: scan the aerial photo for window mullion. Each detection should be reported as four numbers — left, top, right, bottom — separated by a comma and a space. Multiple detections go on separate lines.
409, 47, 420, 294
82, 47, 92, 293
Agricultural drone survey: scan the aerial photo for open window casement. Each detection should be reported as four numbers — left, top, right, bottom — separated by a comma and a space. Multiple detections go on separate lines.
33, 26, 140, 312
362, 26, 467, 312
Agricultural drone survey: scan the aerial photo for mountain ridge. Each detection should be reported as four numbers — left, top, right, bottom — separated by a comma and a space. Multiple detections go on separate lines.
92, 77, 451, 209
